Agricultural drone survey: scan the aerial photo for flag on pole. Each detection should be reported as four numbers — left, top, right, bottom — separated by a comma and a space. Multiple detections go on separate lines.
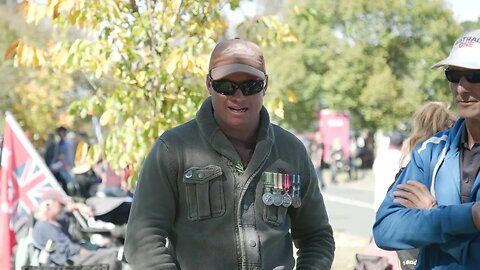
0, 112, 64, 270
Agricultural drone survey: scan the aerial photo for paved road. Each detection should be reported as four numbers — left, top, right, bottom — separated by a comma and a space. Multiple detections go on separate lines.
321, 170, 376, 269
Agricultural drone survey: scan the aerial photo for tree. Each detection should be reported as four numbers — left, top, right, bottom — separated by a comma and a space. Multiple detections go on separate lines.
266, 0, 464, 133
461, 19, 480, 31
6, 0, 294, 184
1, 4, 73, 147
0, 5, 20, 129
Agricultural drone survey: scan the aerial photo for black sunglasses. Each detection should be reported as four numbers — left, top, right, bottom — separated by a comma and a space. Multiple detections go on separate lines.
445, 68, 480, 84
208, 74, 266, 96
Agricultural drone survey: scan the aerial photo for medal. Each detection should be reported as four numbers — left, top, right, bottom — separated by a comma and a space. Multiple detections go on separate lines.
292, 196, 301, 208
273, 192, 283, 206
291, 174, 302, 208
282, 193, 292, 207
273, 173, 284, 206
282, 174, 292, 207
262, 172, 274, 205
262, 192, 274, 205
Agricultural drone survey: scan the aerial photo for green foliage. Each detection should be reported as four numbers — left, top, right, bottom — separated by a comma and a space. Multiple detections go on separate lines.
8, 0, 294, 184
461, 19, 480, 33
0, 6, 19, 129
0, 5, 73, 148
267, 0, 467, 133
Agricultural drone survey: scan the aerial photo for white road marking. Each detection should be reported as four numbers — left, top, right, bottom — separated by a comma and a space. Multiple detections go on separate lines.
323, 193, 375, 210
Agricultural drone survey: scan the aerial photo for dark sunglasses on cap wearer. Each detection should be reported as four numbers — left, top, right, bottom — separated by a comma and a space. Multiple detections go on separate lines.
208, 74, 266, 96
445, 68, 480, 84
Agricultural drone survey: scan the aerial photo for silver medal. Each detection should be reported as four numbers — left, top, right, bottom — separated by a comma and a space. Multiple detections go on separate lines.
292, 196, 302, 208
273, 192, 283, 206
282, 193, 292, 207
262, 192, 274, 206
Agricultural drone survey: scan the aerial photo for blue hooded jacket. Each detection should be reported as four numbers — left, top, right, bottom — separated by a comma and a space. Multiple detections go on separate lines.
373, 118, 480, 269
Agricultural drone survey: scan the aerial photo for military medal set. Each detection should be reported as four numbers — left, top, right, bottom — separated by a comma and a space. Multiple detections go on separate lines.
262, 172, 301, 208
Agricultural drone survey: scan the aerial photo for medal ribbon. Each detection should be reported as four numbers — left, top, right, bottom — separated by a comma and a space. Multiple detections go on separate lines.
274, 173, 282, 192
263, 172, 273, 193
283, 174, 291, 194
292, 175, 300, 196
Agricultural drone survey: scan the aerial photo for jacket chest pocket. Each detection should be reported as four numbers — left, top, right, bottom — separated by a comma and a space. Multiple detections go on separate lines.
183, 165, 225, 221
263, 204, 288, 226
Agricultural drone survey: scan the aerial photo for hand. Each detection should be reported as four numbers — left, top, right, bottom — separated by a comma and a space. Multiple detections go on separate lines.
66, 202, 94, 218
79, 247, 91, 255
77, 203, 94, 218
393, 180, 437, 209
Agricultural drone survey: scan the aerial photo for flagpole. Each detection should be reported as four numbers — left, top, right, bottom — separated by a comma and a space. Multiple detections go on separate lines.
0, 118, 3, 167
0, 111, 12, 167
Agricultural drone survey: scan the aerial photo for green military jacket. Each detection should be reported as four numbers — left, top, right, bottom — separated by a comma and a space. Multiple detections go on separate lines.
125, 97, 335, 270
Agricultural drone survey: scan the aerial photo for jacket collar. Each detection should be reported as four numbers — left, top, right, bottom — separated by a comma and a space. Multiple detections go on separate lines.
446, 118, 465, 152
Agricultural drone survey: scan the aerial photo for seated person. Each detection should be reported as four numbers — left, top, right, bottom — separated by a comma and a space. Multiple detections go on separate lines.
32, 189, 123, 269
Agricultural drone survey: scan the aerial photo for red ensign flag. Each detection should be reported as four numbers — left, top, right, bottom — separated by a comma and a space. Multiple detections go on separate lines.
0, 112, 63, 269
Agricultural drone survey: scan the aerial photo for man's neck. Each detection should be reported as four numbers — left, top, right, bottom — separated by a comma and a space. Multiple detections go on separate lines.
37, 215, 59, 225
465, 119, 480, 147
219, 122, 259, 165
216, 118, 260, 144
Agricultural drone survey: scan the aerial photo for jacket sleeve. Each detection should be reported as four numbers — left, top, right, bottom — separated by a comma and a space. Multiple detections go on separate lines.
435, 232, 480, 265
373, 148, 477, 250
290, 152, 335, 269
124, 139, 179, 270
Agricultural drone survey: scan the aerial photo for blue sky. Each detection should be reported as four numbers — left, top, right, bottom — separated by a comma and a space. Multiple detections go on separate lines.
225, 1, 479, 24
444, 0, 479, 22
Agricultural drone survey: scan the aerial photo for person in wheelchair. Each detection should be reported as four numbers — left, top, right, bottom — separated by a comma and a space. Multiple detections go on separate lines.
32, 189, 123, 269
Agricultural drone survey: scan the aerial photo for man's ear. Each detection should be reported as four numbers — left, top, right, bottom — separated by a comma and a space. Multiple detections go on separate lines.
263, 74, 269, 96
205, 74, 212, 95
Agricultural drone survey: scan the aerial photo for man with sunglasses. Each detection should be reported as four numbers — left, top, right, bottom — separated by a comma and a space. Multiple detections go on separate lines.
373, 29, 480, 269
125, 38, 335, 270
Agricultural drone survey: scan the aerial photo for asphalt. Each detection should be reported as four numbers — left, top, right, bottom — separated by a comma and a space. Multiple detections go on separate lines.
327, 170, 375, 270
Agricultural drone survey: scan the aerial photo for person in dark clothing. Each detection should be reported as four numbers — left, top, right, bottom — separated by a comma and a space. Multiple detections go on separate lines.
49, 127, 75, 193
125, 38, 334, 270
44, 133, 56, 167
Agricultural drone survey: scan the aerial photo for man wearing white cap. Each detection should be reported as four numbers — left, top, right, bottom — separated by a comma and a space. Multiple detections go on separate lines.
374, 29, 480, 269
125, 38, 334, 269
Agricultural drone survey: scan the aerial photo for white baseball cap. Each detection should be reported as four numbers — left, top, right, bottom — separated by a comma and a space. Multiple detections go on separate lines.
431, 29, 480, 69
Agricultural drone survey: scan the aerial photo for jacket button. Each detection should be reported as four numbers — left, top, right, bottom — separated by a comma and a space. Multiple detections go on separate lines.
249, 240, 256, 247
185, 170, 193, 178
198, 172, 204, 178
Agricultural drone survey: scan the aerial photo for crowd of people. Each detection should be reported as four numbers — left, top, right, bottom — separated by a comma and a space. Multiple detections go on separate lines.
43, 126, 132, 199
13, 126, 133, 268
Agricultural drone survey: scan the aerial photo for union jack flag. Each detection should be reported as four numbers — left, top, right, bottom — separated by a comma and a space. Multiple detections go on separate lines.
14, 159, 59, 217
0, 112, 63, 269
